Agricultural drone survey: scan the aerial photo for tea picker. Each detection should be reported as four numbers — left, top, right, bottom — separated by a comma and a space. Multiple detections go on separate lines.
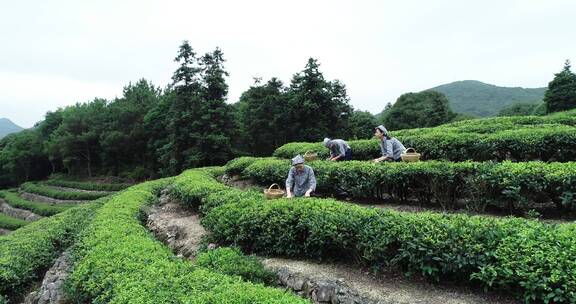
372, 125, 407, 162
285, 154, 317, 198
323, 138, 353, 161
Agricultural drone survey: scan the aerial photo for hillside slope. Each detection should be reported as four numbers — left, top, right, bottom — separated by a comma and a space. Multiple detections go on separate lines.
0, 118, 24, 139
429, 80, 545, 117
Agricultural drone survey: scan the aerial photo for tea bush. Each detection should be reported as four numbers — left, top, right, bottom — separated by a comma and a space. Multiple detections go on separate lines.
172, 169, 576, 303
0, 213, 29, 230
0, 201, 102, 295
66, 176, 307, 304
20, 182, 110, 200
228, 158, 576, 213
43, 179, 130, 191
0, 191, 75, 216
274, 121, 576, 162
196, 247, 276, 285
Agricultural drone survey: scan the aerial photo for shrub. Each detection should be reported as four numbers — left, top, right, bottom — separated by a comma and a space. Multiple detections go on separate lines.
43, 179, 131, 191
225, 157, 266, 176
0, 190, 75, 216
196, 247, 276, 285
0, 213, 29, 230
0, 201, 102, 295
229, 158, 576, 213
20, 183, 110, 200
273, 113, 576, 162
66, 176, 306, 304
170, 170, 576, 303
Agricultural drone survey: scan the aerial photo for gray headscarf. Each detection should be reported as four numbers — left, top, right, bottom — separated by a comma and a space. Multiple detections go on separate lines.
374, 125, 388, 136
291, 154, 305, 166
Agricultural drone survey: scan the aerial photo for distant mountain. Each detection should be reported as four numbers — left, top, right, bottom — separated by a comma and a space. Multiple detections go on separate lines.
0, 118, 24, 139
428, 80, 546, 117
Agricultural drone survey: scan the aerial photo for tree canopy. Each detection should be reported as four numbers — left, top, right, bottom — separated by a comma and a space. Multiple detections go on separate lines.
382, 90, 456, 130
544, 60, 576, 113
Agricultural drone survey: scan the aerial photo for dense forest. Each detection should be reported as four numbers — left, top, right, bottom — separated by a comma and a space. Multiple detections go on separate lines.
1, 42, 575, 188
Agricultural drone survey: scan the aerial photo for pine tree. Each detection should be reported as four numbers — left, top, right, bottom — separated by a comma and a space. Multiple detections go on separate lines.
544, 60, 576, 113
236, 78, 289, 155
287, 58, 352, 142
163, 41, 204, 174
196, 48, 234, 166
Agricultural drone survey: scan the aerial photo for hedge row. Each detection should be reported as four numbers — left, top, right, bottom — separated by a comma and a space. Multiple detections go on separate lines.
43, 179, 130, 192
395, 109, 576, 137
0, 191, 74, 216
274, 125, 576, 162
228, 157, 576, 213
20, 182, 110, 200
196, 247, 276, 285
0, 212, 29, 230
66, 176, 306, 304
172, 169, 576, 303
0, 201, 102, 296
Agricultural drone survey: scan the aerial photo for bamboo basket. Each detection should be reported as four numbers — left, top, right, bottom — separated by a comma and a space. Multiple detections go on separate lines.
401, 148, 421, 162
264, 183, 285, 200
303, 151, 318, 162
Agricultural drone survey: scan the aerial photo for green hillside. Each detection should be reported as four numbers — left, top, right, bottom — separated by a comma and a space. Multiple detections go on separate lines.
429, 80, 545, 117
0, 118, 23, 139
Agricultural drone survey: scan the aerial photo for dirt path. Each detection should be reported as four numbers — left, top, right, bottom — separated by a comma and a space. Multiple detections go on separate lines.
145, 189, 207, 259
0, 228, 11, 235
146, 189, 518, 304
262, 258, 516, 304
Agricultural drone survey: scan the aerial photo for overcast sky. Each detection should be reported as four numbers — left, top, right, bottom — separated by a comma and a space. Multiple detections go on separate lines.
1, 0, 575, 128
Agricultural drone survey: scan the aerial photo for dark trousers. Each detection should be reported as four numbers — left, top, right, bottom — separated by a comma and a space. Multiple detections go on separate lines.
337, 148, 352, 161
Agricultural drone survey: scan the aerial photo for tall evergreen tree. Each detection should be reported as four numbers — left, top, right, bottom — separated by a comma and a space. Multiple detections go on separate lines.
144, 89, 174, 177
544, 60, 576, 113
162, 41, 204, 174
287, 58, 352, 142
236, 78, 289, 156
196, 48, 234, 165
100, 79, 161, 176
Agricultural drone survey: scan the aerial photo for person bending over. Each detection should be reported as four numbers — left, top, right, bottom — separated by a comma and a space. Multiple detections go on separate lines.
286, 155, 317, 198
323, 138, 352, 161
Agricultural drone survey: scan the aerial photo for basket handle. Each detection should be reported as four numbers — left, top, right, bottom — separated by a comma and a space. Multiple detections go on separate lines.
268, 183, 280, 190
405, 148, 416, 153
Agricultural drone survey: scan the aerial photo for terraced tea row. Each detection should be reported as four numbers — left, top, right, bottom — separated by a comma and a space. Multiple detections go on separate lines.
0, 201, 103, 298
65, 177, 307, 303
0, 180, 126, 235
275, 118, 576, 162
171, 168, 576, 303
226, 157, 576, 215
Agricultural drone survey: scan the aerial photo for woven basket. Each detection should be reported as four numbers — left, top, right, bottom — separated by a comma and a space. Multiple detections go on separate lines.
264, 183, 285, 200
303, 151, 318, 162
401, 148, 421, 162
